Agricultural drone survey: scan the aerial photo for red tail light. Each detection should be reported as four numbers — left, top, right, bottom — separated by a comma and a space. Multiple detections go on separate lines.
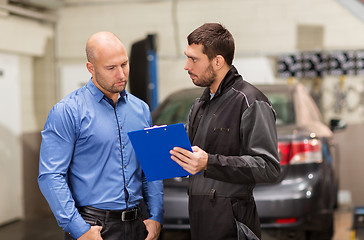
276, 218, 297, 224
278, 139, 322, 166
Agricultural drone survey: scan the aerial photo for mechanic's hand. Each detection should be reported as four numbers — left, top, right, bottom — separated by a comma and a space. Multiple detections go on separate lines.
170, 146, 208, 175
144, 219, 161, 240
77, 226, 103, 240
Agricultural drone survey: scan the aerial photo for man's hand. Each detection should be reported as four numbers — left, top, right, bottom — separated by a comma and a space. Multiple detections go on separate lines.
170, 146, 208, 175
78, 226, 103, 240
144, 219, 161, 240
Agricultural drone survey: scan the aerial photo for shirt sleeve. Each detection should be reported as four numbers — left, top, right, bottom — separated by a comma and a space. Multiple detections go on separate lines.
142, 176, 164, 224
205, 101, 281, 184
38, 103, 90, 239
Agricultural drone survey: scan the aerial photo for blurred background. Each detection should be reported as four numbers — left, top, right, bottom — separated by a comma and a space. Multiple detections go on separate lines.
1, 0, 364, 239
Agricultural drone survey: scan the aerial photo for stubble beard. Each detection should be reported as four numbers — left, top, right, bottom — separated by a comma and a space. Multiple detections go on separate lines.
95, 71, 127, 94
192, 63, 216, 88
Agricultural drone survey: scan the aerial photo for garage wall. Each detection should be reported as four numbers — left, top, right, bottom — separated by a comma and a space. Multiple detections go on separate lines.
57, 0, 364, 100
334, 124, 364, 207
0, 53, 23, 225
0, 14, 55, 223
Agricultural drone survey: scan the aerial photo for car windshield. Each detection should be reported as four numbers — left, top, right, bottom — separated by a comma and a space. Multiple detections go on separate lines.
153, 97, 196, 125
153, 90, 295, 126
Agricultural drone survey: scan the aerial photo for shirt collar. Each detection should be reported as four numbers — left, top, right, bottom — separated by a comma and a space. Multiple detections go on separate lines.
86, 77, 128, 103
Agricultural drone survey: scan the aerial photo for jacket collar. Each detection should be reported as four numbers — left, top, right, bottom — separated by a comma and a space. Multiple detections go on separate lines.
199, 65, 240, 102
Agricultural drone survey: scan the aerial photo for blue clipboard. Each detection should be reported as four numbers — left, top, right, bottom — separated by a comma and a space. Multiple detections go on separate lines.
127, 123, 193, 182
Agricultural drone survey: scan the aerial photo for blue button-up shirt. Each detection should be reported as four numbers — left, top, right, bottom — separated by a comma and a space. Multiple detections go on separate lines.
38, 79, 164, 239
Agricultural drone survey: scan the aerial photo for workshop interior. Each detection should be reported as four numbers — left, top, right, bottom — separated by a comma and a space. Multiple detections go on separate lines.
1, 0, 364, 239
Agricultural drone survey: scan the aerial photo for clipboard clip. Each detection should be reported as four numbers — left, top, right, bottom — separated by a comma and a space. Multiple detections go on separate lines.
144, 125, 167, 130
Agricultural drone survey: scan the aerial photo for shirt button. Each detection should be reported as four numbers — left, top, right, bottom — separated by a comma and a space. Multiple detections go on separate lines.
120, 126, 122, 130
122, 146, 125, 149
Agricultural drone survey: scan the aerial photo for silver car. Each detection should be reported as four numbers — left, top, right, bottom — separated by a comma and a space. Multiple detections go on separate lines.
152, 83, 346, 240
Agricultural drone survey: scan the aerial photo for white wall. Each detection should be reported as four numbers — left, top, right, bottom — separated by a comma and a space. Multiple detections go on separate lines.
0, 13, 54, 222
0, 53, 23, 224
59, 64, 90, 99
0, 15, 53, 56
57, 0, 364, 107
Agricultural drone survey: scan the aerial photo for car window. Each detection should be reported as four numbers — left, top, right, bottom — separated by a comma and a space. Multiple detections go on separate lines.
153, 89, 295, 126
266, 93, 295, 125
153, 97, 196, 125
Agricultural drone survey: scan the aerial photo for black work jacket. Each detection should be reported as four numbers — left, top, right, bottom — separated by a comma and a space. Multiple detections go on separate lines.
187, 66, 280, 199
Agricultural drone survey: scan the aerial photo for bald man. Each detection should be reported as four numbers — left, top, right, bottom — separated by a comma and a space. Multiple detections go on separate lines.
38, 32, 163, 240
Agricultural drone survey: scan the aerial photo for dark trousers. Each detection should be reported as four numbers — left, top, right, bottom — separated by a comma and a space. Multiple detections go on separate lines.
65, 206, 148, 240
189, 195, 261, 240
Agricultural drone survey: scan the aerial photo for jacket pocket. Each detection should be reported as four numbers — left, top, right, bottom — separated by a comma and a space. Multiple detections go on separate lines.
234, 218, 260, 240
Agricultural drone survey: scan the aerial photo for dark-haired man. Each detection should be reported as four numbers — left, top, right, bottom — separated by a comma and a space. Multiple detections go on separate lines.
170, 23, 280, 239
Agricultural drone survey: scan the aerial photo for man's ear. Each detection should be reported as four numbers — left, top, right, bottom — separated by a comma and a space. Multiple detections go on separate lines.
214, 55, 225, 70
86, 62, 95, 75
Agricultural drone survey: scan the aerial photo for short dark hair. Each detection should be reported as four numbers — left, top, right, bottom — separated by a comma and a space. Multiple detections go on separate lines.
187, 23, 235, 66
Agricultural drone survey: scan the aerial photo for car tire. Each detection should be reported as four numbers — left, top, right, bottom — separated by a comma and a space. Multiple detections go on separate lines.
306, 212, 334, 240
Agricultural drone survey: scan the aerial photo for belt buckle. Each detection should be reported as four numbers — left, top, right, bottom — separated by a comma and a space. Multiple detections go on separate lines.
121, 209, 137, 222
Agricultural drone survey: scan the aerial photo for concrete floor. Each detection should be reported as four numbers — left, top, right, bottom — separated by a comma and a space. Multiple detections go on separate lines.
333, 208, 352, 240
0, 208, 353, 240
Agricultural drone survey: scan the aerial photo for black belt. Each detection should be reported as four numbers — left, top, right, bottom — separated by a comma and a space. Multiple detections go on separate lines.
78, 206, 141, 222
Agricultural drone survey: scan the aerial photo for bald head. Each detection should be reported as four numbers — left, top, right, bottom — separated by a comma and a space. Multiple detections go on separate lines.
85, 31, 130, 103
86, 31, 124, 64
